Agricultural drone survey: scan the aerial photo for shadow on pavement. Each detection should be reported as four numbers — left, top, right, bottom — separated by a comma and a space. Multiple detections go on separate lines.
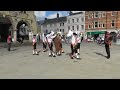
11, 49, 18, 51
93, 52, 107, 58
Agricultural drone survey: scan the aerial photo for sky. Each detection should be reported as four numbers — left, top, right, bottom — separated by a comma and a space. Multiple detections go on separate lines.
34, 11, 82, 21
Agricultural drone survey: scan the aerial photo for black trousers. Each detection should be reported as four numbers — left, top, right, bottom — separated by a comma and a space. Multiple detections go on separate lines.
77, 43, 80, 49
43, 42, 47, 49
71, 44, 77, 55
105, 44, 110, 58
48, 42, 53, 51
8, 43, 11, 51
33, 43, 36, 50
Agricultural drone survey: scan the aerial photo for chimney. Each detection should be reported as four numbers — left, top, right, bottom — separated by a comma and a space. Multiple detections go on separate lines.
57, 13, 59, 18
45, 18, 47, 20
69, 11, 73, 15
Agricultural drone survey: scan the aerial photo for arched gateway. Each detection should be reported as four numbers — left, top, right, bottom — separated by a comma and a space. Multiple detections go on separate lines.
0, 11, 38, 42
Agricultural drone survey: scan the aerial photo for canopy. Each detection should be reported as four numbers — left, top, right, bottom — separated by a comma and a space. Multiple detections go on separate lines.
87, 31, 105, 35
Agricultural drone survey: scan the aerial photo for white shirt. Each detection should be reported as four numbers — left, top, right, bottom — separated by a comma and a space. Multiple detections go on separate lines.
42, 34, 47, 42
71, 35, 77, 45
46, 33, 56, 43
77, 35, 81, 43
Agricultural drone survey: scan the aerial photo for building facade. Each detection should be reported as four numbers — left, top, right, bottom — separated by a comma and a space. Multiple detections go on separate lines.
85, 11, 120, 42
67, 11, 85, 38
0, 11, 38, 42
41, 13, 67, 36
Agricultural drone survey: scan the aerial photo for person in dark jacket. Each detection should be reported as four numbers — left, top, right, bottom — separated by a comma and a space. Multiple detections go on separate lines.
104, 31, 112, 59
7, 35, 12, 51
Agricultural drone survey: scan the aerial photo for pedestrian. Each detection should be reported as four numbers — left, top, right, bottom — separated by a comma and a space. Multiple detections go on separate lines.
42, 33, 47, 52
77, 33, 81, 55
32, 35, 38, 55
46, 31, 56, 57
104, 31, 112, 59
69, 32, 80, 59
7, 35, 12, 51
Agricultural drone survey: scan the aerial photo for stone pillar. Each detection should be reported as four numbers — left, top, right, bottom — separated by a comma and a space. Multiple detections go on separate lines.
13, 29, 17, 42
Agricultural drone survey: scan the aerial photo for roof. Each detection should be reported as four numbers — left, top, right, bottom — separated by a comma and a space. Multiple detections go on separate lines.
41, 17, 67, 25
69, 12, 83, 16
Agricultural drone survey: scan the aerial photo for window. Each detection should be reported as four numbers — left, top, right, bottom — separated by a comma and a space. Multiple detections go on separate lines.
77, 25, 79, 30
63, 23, 64, 26
72, 26, 74, 30
63, 29, 64, 33
60, 29, 61, 32
68, 26, 70, 30
92, 13, 94, 18
81, 18, 84, 22
60, 23, 61, 26
102, 23, 105, 28
68, 20, 70, 23
111, 20, 115, 27
88, 14, 90, 19
77, 18, 79, 22
72, 19, 74, 23
99, 22, 101, 27
94, 22, 98, 28
102, 12, 106, 17
50, 24, 52, 27
111, 11, 116, 16
88, 25, 91, 29
94, 11, 99, 18
81, 25, 84, 30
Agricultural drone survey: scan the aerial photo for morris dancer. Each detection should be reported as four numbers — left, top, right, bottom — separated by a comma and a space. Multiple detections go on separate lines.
77, 33, 81, 55
71, 32, 80, 59
54, 32, 62, 56
67, 30, 80, 59
32, 35, 38, 55
46, 31, 56, 57
42, 33, 47, 52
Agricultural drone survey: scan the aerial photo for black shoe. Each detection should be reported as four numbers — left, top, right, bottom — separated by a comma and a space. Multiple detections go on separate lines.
53, 55, 56, 57
106, 56, 110, 59
78, 53, 80, 55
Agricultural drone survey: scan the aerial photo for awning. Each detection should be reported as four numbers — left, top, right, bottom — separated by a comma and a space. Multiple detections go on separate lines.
87, 31, 105, 35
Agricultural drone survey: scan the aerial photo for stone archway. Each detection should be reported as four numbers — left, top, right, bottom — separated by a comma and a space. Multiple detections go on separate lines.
16, 20, 31, 41
110, 32, 117, 42
0, 15, 13, 42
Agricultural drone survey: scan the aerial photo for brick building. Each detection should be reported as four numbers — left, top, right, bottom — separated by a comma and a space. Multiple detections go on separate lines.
85, 11, 120, 42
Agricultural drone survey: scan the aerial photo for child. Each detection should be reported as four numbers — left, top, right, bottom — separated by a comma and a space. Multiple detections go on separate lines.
7, 35, 12, 51
32, 35, 38, 55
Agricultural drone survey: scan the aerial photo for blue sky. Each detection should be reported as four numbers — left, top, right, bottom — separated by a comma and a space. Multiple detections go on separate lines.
34, 11, 81, 21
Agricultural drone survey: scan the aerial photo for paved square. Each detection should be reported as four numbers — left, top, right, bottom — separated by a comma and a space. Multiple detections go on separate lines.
0, 42, 120, 79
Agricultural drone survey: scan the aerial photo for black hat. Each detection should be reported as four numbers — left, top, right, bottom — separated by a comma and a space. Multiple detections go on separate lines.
33, 35, 36, 36
73, 33, 77, 35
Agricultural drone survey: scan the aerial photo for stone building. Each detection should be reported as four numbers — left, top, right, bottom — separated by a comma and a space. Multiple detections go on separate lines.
0, 11, 38, 42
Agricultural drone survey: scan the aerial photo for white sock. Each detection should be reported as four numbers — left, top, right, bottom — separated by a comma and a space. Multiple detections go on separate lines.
33, 50, 35, 54
77, 49, 80, 54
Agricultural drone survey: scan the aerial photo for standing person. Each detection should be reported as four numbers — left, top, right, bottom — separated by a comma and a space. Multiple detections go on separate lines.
70, 32, 80, 59
54, 33, 62, 56
81, 33, 83, 42
42, 33, 47, 52
77, 33, 81, 55
32, 35, 38, 55
7, 35, 12, 51
104, 31, 112, 59
46, 31, 56, 57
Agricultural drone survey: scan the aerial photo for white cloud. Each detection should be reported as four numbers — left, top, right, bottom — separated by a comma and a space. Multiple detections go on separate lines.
47, 12, 63, 19
71, 11, 82, 13
34, 11, 46, 21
